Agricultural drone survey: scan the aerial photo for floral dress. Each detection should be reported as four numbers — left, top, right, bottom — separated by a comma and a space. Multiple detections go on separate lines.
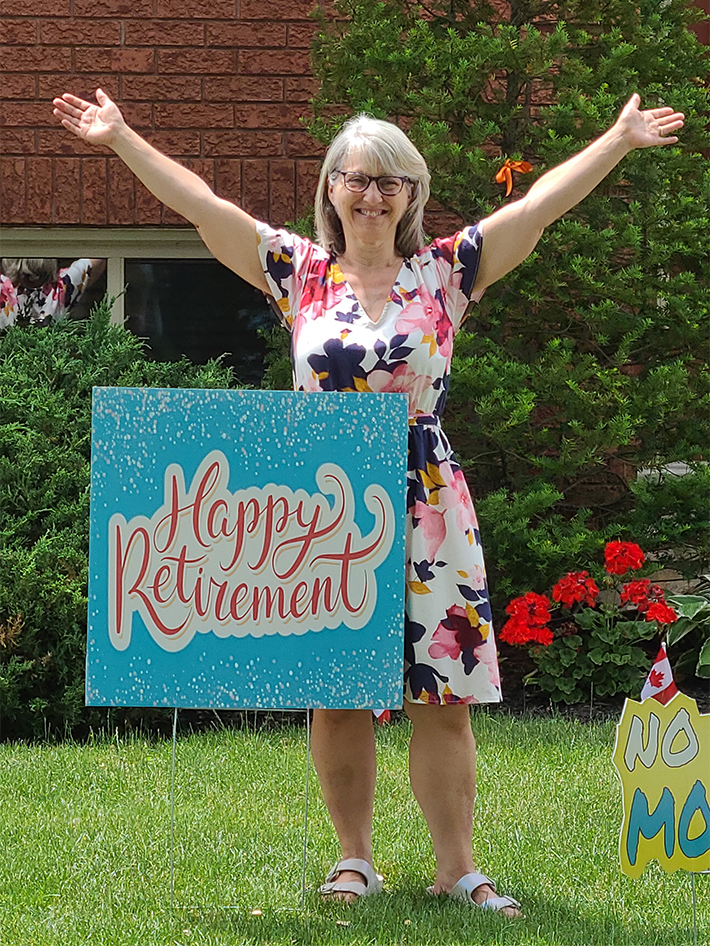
256, 221, 502, 705
0, 258, 93, 331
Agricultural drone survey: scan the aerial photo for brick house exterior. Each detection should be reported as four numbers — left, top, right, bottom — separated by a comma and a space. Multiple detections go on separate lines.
693, 0, 710, 44
0, 0, 330, 230
0, 1, 707, 232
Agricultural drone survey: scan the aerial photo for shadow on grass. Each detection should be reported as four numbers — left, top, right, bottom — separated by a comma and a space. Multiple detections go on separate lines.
172, 886, 706, 946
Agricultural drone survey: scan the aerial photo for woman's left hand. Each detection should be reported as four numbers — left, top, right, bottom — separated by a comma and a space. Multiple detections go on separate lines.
616, 93, 684, 149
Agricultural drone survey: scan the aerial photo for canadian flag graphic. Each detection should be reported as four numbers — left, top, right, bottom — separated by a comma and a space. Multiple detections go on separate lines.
640, 642, 679, 705
373, 709, 391, 725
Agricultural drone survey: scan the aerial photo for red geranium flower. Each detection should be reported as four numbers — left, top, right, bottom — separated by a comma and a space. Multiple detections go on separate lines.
620, 578, 651, 611
527, 622, 553, 645
506, 591, 551, 626
498, 617, 526, 644
552, 571, 600, 608
604, 541, 645, 576
645, 601, 678, 625
500, 592, 553, 646
499, 617, 553, 646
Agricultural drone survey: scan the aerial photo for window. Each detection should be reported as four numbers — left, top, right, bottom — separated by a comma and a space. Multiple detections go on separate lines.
124, 259, 276, 385
0, 227, 279, 385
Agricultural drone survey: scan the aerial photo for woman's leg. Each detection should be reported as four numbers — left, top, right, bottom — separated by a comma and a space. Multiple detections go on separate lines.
310, 708, 377, 901
404, 700, 520, 915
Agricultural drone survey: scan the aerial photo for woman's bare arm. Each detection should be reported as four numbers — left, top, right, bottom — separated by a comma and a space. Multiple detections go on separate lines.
53, 89, 269, 293
474, 94, 685, 291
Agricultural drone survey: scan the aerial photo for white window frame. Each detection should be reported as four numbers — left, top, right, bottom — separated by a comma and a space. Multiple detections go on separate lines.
0, 226, 213, 325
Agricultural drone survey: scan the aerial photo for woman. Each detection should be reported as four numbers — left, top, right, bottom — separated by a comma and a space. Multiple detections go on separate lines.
0, 257, 106, 330
53, 88, 683, 915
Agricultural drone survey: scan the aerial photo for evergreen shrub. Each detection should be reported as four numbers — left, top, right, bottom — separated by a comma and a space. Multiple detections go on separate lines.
0, 301, 234, 737
309, 0, 710, 616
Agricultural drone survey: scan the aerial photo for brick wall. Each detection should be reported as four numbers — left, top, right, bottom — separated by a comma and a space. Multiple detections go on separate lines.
0, 0, 325, 228
691, 0, 710, 44
1, 1, 708, 232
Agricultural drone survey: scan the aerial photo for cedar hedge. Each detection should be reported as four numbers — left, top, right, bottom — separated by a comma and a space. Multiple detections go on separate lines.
0, 300, 234, 738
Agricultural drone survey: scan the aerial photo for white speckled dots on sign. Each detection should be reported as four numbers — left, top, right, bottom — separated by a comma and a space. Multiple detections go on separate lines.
87, 388, 408, 710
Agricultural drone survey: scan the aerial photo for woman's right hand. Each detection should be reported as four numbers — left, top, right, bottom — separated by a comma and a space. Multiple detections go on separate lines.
53, 87, 268, 293
52, 88, 126, 149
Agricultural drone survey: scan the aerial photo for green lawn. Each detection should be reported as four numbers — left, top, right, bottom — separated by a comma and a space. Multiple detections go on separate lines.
0, 713, 706, 945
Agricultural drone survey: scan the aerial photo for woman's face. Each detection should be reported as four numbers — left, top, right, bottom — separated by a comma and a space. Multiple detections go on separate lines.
327, 151, 412, 252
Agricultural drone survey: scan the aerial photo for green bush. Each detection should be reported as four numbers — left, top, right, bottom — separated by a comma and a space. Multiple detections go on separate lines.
0, 300, 234, 738
310, 0, 710, 613
666, 586, 710, 679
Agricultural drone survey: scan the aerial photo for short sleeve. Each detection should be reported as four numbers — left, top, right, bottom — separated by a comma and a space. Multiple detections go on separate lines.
59, 258, 92, 310
0, 275, 18, 330
255, 221, 318, 332
426, 224, 484, 333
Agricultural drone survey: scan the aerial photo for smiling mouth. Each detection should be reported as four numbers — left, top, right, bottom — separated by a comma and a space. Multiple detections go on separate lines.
356, 209, 387, 217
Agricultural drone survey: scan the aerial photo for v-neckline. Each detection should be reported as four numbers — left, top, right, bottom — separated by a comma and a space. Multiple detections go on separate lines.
331, 257, 406, 326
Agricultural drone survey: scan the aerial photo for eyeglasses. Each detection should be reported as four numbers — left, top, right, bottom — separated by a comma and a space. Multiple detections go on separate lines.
330, 170, 413, 196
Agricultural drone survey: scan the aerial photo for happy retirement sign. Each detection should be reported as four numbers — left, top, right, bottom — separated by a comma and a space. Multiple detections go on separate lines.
87, 388, 408, 710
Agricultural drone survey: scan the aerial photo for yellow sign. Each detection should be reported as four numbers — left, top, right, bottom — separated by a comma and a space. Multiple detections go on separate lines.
612, 692, 710, 878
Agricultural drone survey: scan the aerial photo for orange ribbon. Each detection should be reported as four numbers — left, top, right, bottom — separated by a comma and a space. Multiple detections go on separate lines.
495, 159, 533, 197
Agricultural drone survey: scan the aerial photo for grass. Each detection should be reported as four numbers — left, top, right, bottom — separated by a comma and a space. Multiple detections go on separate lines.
0, 712, 706, 945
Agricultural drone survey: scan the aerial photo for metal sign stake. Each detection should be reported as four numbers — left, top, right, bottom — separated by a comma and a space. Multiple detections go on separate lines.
166, 707, 314, 912
169, 707, 178, 909
692, 871, 697, 946
301, 708, 312, 910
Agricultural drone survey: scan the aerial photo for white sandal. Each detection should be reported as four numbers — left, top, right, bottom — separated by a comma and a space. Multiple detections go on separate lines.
319, 858, 384, 900
428, 871, 522, 915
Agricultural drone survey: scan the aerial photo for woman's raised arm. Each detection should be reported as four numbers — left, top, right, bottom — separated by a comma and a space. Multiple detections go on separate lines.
473, 94, 685, 291
53, 89, 269, 293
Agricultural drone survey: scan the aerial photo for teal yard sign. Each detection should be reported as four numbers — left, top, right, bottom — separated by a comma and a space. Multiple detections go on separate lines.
87, 389, 408, 711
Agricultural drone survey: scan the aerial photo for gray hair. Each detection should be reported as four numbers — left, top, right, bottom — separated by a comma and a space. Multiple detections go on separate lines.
2, 258, 59, 289
314, 115, 431, 259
